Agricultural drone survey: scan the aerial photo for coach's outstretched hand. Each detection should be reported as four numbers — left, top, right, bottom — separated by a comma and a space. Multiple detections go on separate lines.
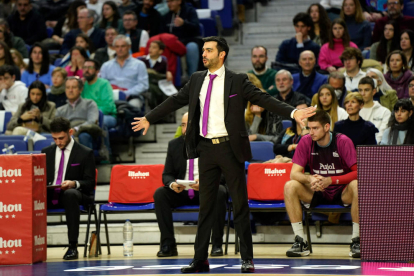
293, 106, 316, 127
131, 117, 150, 135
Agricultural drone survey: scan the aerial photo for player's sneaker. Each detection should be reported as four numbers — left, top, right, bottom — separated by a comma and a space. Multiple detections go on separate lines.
349, 237, 361, 258
286, 235, 310, 257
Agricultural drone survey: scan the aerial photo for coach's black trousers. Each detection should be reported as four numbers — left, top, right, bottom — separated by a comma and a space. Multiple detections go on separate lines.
194, 138, 253, 261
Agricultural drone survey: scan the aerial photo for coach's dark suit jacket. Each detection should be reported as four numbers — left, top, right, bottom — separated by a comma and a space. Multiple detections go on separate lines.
42, 141, 96, 198
146, 68, 295, 162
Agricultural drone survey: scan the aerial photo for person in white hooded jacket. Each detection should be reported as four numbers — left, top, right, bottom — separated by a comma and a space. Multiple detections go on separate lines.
358, 76, 391, 143
0, 65, 28, 113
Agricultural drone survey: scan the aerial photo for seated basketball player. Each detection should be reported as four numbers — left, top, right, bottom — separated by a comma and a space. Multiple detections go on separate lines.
283, 110, 360, 258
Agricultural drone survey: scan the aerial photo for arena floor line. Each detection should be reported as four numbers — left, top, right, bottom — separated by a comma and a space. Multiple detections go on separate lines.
1, 244, 413, 275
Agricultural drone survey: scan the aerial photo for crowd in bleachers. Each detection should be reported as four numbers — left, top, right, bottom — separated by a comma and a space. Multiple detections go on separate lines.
248, 0, 414, 152
1, 0, 414, 161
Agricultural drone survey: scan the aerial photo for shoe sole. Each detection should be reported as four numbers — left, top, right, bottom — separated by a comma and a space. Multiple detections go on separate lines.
210, 252, 224, 256
181, 267, 210, 273
241, 268, 255, 273
349, 251, 361, 258
286, 250, 310, 257
157, 252, 178, 257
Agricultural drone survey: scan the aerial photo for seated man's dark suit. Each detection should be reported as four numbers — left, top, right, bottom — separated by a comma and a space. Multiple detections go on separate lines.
153, 135, 227, 251
60, 28, 106, 55
42, 139, 96, 244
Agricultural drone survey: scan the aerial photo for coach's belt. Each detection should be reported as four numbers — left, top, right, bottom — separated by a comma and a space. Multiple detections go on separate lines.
203, 136, 230, 144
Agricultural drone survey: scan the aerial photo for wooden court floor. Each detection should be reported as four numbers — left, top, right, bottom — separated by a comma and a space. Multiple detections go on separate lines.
1, 244, 413, 275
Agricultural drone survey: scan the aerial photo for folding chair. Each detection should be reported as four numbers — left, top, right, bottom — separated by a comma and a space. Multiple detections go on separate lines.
47, 169, 100, 257
97, 164, 165, 254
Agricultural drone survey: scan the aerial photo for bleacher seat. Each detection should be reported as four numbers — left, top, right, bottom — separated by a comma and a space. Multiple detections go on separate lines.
33, 139, 55, 151
404, 0, 414, 16
0, 135, 25, 140
0, 140, 28, 152
47, 27, 54, 38
282, 120, 292, 130
0, 111, 12, 134
16, 151, 41, 154
250, 141, 275, 162
200, 0, 233, 29
112, 90, 127, 101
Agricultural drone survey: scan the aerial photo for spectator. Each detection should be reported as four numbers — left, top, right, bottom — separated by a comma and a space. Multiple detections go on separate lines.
65, 46, 89, 78
326, 71, 347, 106
381, 99, 414, 144
153, 112, 227, 257
118, 0, 137, 17
7, 0, 47, 45
82, 59, 117, 129
56, 77, 99, 149
10, 48, 27, 75
358, 76, 391, 142
409, 76, 414, 106
334, 92, 378, 147
248, 45, 278, 96
320, 0, 342, 20
284, 109, 360, 258
245, 73, 283, 143
160, 0, 200, 76
52, 0, 87, 45
292, 50, 328, 99
21, 43, 55, 88
87, 0, 102, 19
273, 101, 310, 159
99, 1, 123, 32
318, 18, 358, 72
0, 41, 21, 80
121, 11, 149, 54
275, 13, 320, 73
307, 3, 331, 46
340, 0, 371, 51
314, 84, 348, 130
42, 117, 96, 261
0, 19, 28, 58
94, 27, 118, 66
100, 35, 149, 108
366, 68, 398, 111
275, 70, 311, 119
400, 30, 414, 72
76, 33, 95, 56
359, 0, 385, 22
384, 50, 413, 99
369, 20, 400, 63
145, 33, 186, 83
372, 0, 414, 43
60, 8, 106, 55
140, 40, 172, 79
38, 0, 71, 24
0, 65, 27, 112
0, 0, 14, 19
48, 67, 68, 108
340, 47, 366, 91
6, 80, 56, 135
136, 0, 161, 37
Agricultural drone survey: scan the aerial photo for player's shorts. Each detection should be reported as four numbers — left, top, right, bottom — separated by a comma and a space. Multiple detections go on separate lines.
309, 184, 348, 208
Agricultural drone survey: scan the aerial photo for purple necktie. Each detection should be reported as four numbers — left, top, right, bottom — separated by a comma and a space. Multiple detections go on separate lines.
202, 74, 218, 137
188, 159, 194, 200
52, 148, 65, 205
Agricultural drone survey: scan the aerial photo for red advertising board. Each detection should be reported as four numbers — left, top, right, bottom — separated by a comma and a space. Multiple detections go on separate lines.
0, 154, 47, 265
247, 163, 293, 201
109, 164, 164, 203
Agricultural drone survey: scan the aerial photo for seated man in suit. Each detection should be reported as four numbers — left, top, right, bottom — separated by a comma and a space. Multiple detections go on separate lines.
153, 112, 228, 257
42, 117, 96, 260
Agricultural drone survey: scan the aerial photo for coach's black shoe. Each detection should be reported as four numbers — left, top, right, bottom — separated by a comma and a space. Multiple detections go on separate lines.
181, 259, 210, 273
241, 259, 255, 273
157, 245, 178, 257
349, 237, 361, 258
210, 245, 223, 256
63, 247, 78, 260
286, 235, 310, 257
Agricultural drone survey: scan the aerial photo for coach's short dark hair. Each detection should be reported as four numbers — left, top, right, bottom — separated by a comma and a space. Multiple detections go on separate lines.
50, 117, 71, 133
358, 76, 376, 90
202, 36, 229, 62
308, 109, 331, 127
293, 12, 313, 27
